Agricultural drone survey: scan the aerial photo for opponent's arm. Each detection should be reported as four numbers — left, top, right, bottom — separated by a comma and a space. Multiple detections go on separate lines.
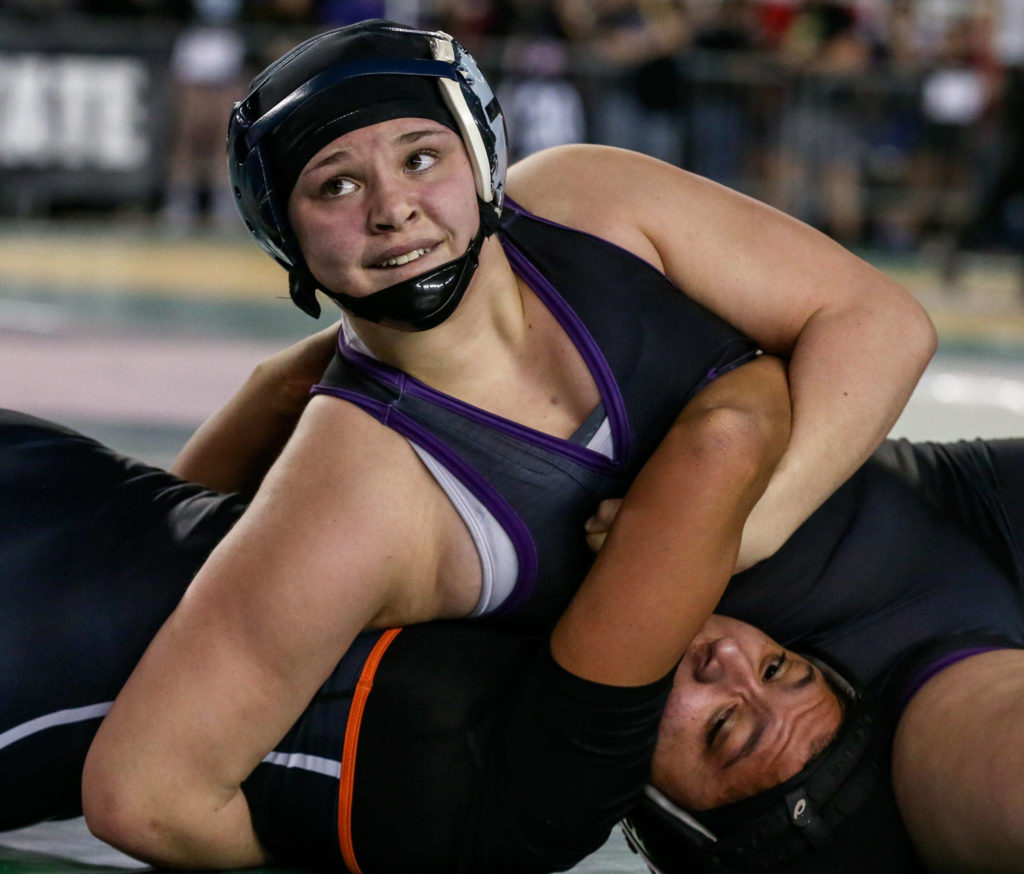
513, 145, 935, 571
483, 357, 789, 870
170, 322, 339, 495
83, 399, 450, 869
551, 354, 791, 685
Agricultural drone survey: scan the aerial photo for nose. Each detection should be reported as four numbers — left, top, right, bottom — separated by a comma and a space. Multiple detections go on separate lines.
367, 175, 417, 232
694, 638, 756, 690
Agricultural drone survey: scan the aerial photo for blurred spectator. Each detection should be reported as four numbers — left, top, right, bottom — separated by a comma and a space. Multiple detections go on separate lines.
162, 0, 246, 228
879, 0, 924, 71
429, 0, 496, 51
686, 0, 765, 191
756, 0, 800, 49
497, 36, 585, 160
852, 0, 927, 250
907, 11, 995, 243
768, 0, 873, 243
484, 0, 585, 161
943, 0, 1024, 292
557, 0, 690, 166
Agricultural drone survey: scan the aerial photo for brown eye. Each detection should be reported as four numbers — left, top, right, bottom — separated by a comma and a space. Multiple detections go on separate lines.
407, 150, 438, 172
322, 177, 357, 198
763, 653, 786, 681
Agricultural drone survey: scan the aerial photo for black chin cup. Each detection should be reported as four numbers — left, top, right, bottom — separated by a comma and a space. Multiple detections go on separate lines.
329, 215, 492, 332
289, 268, 322, 318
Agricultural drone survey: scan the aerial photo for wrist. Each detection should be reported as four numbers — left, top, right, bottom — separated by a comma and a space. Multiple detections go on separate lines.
249, 360, 312, 420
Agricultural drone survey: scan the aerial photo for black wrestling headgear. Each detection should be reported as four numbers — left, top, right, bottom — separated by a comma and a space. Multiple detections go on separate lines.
227, 19, 508, 327
621, 666, 923, 873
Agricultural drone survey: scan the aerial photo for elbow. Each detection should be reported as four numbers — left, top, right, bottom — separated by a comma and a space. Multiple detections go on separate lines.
82, 769, 147, 862
677, 403, 789, 492
899, 291, 938, 370
83, 752, 175, 866
685, 356, 793, 465
877, 281, 937, 373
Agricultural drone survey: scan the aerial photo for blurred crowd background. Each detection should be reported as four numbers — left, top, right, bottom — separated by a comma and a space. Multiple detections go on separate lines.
1, 0, 1023, 288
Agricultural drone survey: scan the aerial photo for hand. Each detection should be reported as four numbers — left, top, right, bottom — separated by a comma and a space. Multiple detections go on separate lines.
259, 321, 341, 414
584, 498, 622, 553
171, 322, 342, 494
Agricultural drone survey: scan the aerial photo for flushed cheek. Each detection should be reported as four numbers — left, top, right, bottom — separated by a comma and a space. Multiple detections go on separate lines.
296, 221, 365, 281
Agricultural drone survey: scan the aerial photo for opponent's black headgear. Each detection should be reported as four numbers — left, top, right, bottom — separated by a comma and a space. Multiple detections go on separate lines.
227, 19, 508, 327
622, 665, 923, 873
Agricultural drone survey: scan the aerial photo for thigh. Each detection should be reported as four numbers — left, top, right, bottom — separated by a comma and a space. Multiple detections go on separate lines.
0, 411, 240, 827
892, 649, 1024, 872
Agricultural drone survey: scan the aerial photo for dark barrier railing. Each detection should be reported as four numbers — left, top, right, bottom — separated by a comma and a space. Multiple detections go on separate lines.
0, 15, 1002, 250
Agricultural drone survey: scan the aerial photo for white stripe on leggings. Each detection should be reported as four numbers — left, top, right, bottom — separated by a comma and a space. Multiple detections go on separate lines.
0, 702, 112, 752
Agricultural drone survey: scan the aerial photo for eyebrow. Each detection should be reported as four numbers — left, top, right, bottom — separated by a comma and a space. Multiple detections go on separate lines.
792, 662, 816, 690
721, 663, 818, 769
302, 128, 451, 176
395, 128, 450, 145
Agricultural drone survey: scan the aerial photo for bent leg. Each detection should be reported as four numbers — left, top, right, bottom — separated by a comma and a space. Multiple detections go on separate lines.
892, 649, 1024, 872
0, 410, 243, 828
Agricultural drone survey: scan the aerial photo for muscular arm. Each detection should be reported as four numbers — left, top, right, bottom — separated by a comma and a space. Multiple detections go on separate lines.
83, 399, 463, 869
511, 145, 935, 571
551, 354, 791, 685
481, 356, 790, 871
893, 649, 1024, 871
171, 323, 339, 495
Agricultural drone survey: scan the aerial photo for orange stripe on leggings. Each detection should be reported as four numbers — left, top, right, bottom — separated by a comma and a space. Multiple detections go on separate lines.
337, 627, 402, 874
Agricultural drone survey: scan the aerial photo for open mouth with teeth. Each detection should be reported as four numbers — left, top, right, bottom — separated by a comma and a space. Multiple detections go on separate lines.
373, 245, 437, 269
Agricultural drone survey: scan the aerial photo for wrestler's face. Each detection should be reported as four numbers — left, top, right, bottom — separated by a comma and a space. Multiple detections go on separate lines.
652, 615, 842, 811
288, 117, 479, 300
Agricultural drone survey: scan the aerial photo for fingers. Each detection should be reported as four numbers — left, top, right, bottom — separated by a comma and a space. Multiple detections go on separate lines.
585, 498, 623, 553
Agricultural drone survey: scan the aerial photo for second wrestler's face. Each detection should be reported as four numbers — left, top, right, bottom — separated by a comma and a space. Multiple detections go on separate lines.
652, 615, 843, 811
287, 117, 480, 301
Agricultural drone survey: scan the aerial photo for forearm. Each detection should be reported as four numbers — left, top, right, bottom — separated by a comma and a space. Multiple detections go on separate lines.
172, 323, 339, 494
736, 288, 936, 570
551, 355, 791, 686
171, 360, 311, 494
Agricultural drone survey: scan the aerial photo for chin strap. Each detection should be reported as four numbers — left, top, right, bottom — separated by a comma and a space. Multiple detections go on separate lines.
289, 200, 501, 330
289, 266, 322, 318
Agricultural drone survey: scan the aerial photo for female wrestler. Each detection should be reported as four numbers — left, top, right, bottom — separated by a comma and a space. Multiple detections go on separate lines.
0, 394, 948, 874
5, 352, 797, 867
3, 395, 971, 874
9, 346, 1017, 871
81, 18, 933, 870
597, 432, 1024, 873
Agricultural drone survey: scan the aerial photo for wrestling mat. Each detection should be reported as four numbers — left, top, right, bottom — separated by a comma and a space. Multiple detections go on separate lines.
0, 818, 312, 873
0, 818, 640, 873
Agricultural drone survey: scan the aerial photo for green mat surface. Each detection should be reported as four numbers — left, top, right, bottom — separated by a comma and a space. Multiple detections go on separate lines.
0, 820, 318, 874
0, 819, 641, 873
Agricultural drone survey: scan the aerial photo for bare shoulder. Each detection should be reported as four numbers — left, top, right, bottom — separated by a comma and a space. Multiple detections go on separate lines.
506, 144, 672, 268
205, 394, 460, 626
255, 395, 419, 521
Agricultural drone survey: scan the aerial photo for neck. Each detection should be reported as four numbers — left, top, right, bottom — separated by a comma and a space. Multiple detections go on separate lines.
346, 235, 529, 388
